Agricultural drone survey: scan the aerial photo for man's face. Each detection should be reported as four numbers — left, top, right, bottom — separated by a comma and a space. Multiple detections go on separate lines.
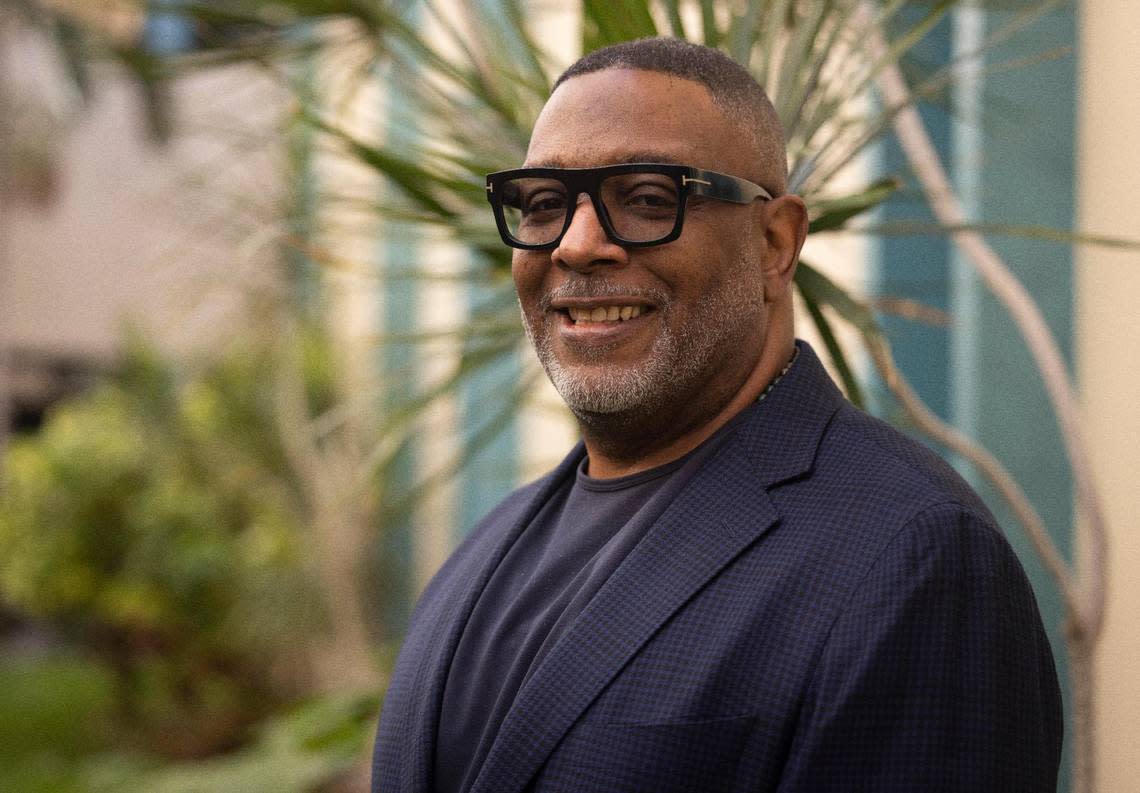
513, 69, 772, 422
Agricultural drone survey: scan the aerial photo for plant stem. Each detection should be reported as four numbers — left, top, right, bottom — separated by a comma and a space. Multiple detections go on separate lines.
273, 312, 379, 692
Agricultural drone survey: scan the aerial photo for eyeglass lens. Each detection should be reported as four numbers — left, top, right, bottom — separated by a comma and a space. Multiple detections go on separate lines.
500, 172, 680, 245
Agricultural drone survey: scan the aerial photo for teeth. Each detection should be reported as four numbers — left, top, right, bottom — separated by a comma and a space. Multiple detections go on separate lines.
566, 305, 645, 324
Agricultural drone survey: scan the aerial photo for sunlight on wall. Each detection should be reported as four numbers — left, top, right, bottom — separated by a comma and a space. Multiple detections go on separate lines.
1076, 2, 1140, 787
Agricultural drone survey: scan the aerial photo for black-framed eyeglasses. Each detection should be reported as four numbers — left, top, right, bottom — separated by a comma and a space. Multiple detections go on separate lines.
485, 163, 773, 250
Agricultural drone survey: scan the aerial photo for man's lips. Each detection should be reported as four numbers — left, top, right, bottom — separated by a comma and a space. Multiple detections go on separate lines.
548, 298, 656, 326
546, 302, 657, 349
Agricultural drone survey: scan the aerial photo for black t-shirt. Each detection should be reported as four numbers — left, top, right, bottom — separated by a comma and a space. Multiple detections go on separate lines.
432, 412, 751, 793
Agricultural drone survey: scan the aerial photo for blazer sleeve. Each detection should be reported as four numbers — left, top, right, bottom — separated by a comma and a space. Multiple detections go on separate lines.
776, 501, 1063, 792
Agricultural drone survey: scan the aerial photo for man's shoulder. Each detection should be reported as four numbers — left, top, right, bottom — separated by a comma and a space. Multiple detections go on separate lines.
762, 398, 1006, 575
818, 401, 992, 517
743, 401, 1039, 653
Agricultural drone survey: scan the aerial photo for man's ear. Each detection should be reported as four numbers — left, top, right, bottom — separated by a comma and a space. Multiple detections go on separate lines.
760, 195, 808, 303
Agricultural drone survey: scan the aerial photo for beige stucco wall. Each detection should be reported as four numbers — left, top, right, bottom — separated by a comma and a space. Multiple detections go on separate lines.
1076, 1, 1140, 789
0, 49, 287, 365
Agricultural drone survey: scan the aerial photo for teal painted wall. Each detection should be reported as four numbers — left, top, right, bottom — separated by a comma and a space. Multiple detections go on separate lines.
457, 278, 521, 533
376, 49, 423, 634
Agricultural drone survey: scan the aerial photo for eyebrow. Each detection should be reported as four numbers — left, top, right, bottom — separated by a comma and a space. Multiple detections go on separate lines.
524, 151, 685, 169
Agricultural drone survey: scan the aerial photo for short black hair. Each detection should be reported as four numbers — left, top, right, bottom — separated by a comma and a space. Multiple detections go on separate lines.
553, 37, 787, 194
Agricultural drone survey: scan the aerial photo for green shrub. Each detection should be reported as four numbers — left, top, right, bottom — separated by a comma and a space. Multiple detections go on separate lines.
0, 336, 331, 758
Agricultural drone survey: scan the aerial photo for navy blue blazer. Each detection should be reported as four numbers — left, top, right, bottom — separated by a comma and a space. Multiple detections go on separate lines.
372, 342, 1062, 792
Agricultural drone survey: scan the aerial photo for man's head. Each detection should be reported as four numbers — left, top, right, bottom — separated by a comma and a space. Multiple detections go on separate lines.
553, 37, 788, 196
507, 38, 807, 471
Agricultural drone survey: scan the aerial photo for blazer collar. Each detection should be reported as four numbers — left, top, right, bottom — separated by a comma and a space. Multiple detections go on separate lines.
467, 340, 845, 793
736, 339, 848, 487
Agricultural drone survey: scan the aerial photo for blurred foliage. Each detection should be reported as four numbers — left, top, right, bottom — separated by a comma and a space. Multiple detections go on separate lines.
0, 654, 119, 788
83, 690, 380, 793
0, 330, 362, 782
0, 654, 377, 792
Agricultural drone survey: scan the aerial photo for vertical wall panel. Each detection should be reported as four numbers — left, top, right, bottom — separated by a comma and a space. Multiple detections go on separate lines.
1076, 1, 1140, 788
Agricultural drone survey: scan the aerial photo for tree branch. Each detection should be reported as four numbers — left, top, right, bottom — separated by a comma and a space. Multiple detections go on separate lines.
865, 10, 1107, 639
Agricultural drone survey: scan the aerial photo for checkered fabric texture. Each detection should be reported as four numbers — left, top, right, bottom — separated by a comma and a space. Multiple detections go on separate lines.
372, 341, 1062, 793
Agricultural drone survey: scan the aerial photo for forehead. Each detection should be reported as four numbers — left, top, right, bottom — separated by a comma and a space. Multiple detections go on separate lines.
525, 69, 752, 175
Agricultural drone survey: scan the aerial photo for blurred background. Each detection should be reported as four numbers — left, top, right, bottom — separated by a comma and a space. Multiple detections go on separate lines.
0, 1, 1136, 791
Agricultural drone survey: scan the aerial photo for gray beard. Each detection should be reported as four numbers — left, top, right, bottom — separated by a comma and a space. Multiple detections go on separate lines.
520, 272, 764, 417
526, 314, 676, 415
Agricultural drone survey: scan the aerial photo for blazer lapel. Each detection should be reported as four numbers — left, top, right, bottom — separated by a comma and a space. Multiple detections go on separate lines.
468, 443, 779, 793
376, 445, 584, 793
466, 341, 844, 793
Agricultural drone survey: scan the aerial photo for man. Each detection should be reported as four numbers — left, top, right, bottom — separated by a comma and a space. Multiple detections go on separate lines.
373, 38, 1062, 793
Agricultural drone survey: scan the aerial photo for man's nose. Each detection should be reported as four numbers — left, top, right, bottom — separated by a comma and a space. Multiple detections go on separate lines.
551, 194, 628, 272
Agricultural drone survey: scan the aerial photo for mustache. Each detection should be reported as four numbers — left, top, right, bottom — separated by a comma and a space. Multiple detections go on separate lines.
537, 280, 669, 312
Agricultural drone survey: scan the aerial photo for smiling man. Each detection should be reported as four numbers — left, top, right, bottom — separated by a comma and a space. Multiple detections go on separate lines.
372, 38, 1062, 793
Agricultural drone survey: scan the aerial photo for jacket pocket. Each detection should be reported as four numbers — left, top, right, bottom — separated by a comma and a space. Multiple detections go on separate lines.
533, 714, 757, 793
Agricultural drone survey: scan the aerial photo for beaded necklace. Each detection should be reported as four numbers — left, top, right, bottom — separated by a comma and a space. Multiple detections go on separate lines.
756, 347, 799, 404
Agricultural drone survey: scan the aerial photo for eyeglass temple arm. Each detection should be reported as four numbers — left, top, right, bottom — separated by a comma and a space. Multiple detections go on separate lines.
684, 168, 773, 203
